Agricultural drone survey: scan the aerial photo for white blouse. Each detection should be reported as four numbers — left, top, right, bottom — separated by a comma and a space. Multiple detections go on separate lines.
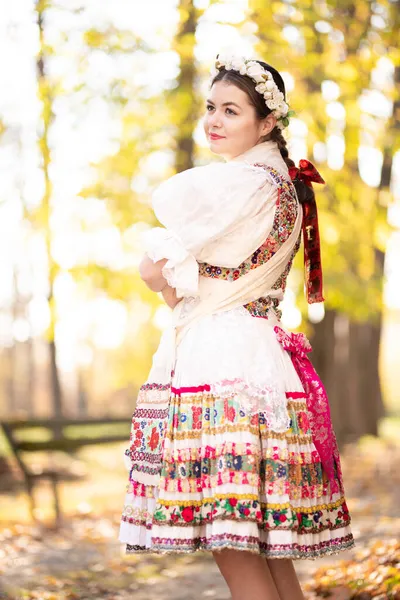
142, 140, 292, 299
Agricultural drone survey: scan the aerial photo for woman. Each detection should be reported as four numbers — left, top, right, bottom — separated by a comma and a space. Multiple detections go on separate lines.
118, 53, 355, 600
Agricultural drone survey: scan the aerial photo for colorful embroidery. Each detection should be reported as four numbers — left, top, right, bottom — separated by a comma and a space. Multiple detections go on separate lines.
121, 385, 354, 558
144, 496, 350, 533
122, 494, 350, 535
124, 403, 170, 481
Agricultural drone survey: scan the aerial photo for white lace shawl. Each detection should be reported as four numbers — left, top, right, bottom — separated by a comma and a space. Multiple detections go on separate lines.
142, 140, 292, 299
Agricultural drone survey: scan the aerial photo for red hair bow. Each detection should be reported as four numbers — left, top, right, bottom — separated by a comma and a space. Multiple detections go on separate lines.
289, 159, 325, 304
288, 159, 325, 188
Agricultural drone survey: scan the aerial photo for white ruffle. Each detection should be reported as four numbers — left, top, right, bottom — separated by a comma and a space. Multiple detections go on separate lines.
142, 227, 199, 298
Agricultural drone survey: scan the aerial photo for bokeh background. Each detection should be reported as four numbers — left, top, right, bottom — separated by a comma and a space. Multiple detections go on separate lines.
0, 1, 400, 599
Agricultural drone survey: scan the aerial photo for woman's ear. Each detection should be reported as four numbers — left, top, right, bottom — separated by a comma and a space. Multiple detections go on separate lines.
261, 114, 277, 136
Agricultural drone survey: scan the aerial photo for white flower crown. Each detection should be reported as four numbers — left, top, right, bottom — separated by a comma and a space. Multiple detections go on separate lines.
211, 53, 294, 130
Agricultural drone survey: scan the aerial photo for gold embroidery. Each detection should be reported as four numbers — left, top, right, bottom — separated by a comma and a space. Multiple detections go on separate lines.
157, 494, 347, 513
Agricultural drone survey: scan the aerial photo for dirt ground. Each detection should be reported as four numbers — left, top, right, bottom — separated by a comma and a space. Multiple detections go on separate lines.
1, 436, 400, 599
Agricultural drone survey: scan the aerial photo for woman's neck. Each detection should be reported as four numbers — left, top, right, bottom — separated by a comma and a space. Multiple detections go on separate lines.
227, 139, 280, 165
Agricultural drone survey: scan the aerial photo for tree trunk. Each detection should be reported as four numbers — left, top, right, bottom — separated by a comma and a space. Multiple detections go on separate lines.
172, 0, 199, 172
310, 308, 384, 446
36, 1, 63, 423
77, 369, 89, 417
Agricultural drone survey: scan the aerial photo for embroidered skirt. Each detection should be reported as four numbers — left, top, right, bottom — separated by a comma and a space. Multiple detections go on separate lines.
118, 307, 355, 559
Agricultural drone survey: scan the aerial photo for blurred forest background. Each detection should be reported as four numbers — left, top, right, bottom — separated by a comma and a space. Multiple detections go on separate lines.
0, 0, 399, 441
0, 0, 400, 439
1, 1, 400, 599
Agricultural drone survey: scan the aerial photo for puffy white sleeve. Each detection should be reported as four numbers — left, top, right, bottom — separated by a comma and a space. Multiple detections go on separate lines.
142, 162, 278, 298
142, 227, 199, 298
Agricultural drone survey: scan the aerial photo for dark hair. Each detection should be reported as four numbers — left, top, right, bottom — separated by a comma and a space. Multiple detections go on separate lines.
211, 61, 314, 205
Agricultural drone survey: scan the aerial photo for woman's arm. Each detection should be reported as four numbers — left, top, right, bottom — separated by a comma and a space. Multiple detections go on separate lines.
160, 284, 180, 309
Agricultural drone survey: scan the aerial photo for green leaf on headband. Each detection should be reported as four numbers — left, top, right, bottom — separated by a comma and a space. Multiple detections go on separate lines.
282, 117, 289, 126
287, 110, 296, 118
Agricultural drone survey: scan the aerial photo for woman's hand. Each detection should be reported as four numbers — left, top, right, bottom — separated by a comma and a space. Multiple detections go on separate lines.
139, 254, 169, 292
139, 254, 181, 309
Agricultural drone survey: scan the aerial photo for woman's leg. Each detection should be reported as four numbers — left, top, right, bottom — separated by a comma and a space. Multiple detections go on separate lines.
265, 558, 305, 600
213, 548, 281, 600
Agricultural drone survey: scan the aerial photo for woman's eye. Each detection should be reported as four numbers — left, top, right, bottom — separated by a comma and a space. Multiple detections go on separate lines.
206, 105, 236, 115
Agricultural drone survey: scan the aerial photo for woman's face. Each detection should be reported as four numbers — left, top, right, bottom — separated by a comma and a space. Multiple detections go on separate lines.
203, 80, 276, 161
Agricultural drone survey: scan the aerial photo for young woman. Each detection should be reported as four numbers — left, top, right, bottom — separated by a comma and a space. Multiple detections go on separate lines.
118, 53, 355, 600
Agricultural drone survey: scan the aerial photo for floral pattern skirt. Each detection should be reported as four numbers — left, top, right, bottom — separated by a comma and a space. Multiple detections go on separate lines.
118, 307, 355, 559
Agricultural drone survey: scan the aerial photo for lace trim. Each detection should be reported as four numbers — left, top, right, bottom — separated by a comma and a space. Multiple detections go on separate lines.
125, 533, 355, 559
210, 377, 290, 433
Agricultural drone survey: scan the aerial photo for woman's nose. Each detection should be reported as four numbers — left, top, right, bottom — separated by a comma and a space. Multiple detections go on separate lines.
208, 111, 222, 127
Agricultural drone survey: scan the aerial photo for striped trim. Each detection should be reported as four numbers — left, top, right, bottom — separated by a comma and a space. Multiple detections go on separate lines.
166, 426, 313, 443
156, 494, 347, 512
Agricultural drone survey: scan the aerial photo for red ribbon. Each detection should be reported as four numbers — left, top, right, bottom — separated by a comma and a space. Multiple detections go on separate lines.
288, 159, 325, 304
274, 326, 343, 498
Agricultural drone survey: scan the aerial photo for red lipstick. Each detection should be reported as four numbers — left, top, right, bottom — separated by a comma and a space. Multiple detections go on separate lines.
209, 133, 225, 140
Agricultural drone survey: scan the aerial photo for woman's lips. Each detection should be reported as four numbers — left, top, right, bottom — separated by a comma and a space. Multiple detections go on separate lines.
209, 133, 225, 140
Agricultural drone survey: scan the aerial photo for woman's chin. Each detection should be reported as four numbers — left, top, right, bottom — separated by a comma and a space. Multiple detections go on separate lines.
208, 140, 226, 155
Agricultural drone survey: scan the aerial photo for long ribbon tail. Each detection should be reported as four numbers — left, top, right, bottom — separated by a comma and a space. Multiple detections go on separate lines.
290, 354, 341, 498
302, 197, 325, 304
289, 159, 325, 304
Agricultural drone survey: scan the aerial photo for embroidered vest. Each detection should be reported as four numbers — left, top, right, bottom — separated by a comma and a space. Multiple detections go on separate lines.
198, 165, 301, 320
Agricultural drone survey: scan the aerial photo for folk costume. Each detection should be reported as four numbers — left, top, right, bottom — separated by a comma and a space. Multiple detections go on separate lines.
118, 139, 355, 559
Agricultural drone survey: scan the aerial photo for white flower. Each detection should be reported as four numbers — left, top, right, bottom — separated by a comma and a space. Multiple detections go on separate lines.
263, 91, 273, 99
265, 80, 275, 91
246, 63, 265, 83
255, 82, 267, 93
231, 56, 245, 71
216, 53, 234, 70
277, 101, 288, 115
267, 96, 280, 109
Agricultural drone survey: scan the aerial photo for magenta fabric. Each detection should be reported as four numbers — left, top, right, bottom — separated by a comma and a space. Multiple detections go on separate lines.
274, 325, 342, 497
